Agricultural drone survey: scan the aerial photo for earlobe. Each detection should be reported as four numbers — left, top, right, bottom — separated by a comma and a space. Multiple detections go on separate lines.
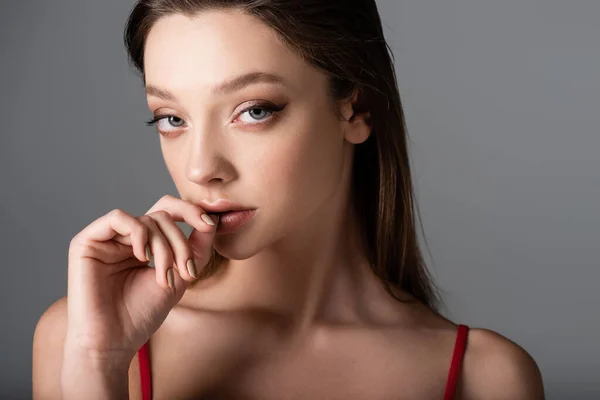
344, 110, 372, 144
340, 88, 372, 144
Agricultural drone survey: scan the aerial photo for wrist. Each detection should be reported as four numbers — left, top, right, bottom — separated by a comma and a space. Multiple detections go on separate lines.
61, 352, 130, 400
61, 343, 132, 400
62, 335, 135, 370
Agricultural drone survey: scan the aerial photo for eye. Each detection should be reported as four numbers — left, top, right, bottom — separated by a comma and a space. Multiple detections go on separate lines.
236, 103, 286, 125
163, 116, 185, 127
145, 115, 185, 136
240, 107, 270, 123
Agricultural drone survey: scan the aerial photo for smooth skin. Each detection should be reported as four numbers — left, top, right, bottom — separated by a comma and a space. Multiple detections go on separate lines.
32, 9, 545, 399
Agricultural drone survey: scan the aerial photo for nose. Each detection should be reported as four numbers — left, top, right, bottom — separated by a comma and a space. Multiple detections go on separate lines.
185, 126, 236, 186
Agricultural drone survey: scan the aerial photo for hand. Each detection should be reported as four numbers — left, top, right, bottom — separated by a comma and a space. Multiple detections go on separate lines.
63, 195, 219, 364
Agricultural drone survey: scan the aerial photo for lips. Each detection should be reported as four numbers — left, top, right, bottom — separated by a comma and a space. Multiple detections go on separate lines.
194, 199, 257, 233
199, 199, 251, 214
213, 209, 257, 233
205, 209, 249, 222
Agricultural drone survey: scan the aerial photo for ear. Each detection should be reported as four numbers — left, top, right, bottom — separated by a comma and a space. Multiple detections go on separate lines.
339, 89, 372, 144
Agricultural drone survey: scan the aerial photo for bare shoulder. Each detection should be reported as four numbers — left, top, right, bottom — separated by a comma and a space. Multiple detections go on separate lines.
460, 327, 545, 400
32, 295, 69, 399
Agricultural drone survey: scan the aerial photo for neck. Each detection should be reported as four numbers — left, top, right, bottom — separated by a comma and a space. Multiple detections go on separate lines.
187, 193, 387, 334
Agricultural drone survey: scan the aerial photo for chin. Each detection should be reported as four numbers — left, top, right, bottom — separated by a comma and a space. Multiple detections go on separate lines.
214, 244, 259, 261
213, 228, 266, 261
215, 222, 292, 261
213, 209, 296, 260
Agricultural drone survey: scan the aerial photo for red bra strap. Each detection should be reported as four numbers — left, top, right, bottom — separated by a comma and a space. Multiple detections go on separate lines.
138, 342, 152, 400
443, 324, 469, 400
137, 327, 469, 400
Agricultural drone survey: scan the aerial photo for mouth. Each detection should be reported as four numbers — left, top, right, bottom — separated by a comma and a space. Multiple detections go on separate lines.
205, 209, 244, 220
194, 199, 257, 233
209, 209, 257, 234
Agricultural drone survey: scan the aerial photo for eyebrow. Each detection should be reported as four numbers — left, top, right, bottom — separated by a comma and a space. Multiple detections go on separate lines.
145, 71, 287, 101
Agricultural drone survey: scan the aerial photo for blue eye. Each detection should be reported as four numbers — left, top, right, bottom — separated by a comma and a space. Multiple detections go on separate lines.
240, 107, 270, 123
164, 116, 184, 127
144, 102, 287, 136
236, 103, 286, 125
145, 115, 185, 137
145, 115, 184, 127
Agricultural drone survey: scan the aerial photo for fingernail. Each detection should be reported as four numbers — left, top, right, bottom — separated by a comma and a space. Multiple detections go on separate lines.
145, 244, 153, 262
201, 213, 215, 226
186, 258, 197, 279
167, 268, 174, 289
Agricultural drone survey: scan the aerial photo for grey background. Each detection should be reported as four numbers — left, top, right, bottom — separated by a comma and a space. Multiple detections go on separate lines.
1, 0, 598, 398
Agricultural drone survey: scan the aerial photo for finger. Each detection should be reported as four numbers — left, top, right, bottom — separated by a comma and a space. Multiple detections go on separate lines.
188, 227, 218, 274
146, 194, 218, 234
145, 195, 219, 278
148, 211, 198, 281
112, 233, 132, 246
75, 240, 138, 265
137, 215, 176, 290
73, 209, 148, 264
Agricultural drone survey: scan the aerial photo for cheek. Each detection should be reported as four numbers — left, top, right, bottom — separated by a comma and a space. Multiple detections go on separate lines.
256, 124, 344, 211
162, 147, 188, 191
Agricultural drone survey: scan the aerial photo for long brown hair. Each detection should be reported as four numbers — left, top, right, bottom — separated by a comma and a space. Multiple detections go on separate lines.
124, 0, 441, 312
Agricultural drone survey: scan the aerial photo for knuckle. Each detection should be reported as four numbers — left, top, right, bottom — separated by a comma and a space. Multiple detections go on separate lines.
69, 235, 92, 255
140, 216, 159, 232
69, 234, 83, 249
110, 208, 126, 218
133, 222, 148, 239
145, 217, 160, 229
153, 210, 171, 220
137, 215, 152, 224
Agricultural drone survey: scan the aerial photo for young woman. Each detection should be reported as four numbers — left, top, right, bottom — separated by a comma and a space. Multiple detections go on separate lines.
33, 1, 545, 399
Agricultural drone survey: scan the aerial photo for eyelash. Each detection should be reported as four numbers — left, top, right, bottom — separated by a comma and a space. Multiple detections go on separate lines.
144, 102, 286, 138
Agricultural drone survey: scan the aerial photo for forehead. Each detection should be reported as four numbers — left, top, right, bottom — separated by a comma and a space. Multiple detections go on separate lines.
143, 9, 321, 95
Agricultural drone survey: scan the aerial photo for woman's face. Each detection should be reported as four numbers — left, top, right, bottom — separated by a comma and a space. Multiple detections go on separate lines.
143, 9, 366, 259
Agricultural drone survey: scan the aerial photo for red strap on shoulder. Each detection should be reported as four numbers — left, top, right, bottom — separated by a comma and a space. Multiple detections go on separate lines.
138, 327, 468, 400
443, 324, 469, 400
138, 341, 152, 400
